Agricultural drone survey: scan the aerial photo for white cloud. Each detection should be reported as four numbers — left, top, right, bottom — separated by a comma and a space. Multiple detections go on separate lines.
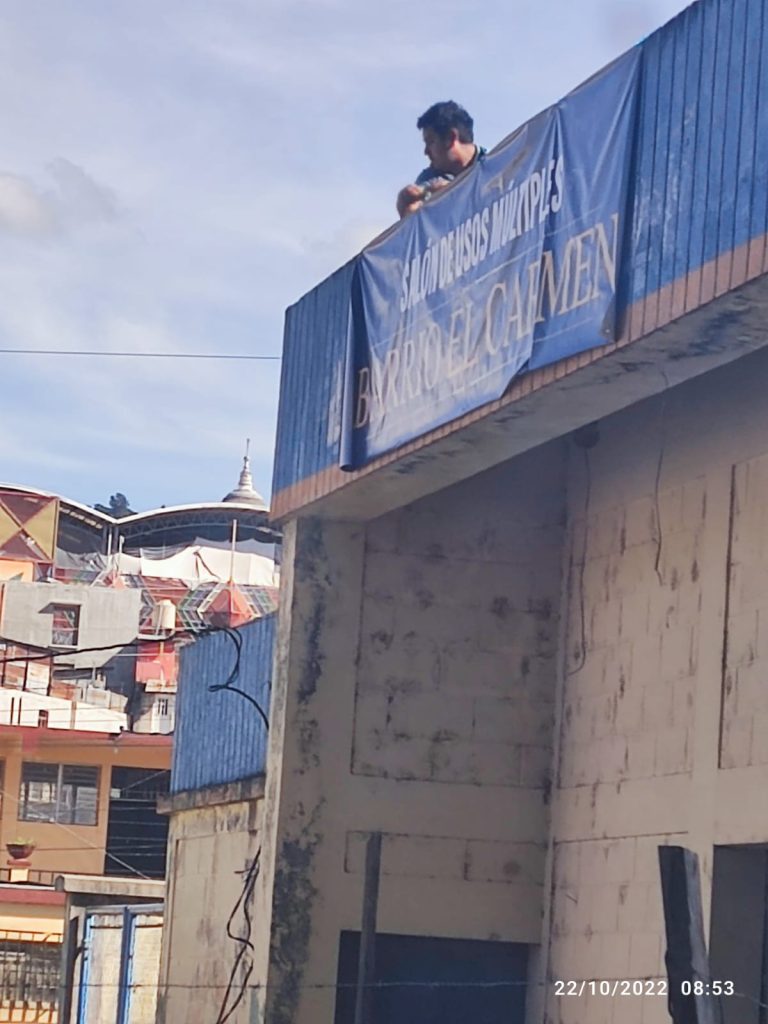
0, 174, 56, 235
0, 161, 119, 238
47, 158, 119, 227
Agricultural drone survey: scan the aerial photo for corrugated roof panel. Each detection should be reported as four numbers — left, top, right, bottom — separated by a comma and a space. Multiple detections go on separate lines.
671, 3, 702, 296
272, 259, 356, 496
171, 615, 275, 794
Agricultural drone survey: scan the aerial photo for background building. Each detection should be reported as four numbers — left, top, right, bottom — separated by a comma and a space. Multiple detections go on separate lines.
0, 457, 279, 1022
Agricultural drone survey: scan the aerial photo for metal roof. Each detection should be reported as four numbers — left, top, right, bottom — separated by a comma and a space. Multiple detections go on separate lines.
0, 483, 279, 546
171, 614, 275, 794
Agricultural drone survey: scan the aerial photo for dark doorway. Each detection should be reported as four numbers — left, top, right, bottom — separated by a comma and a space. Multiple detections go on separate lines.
710, 844, 768, 1024
104, 767, 170, 879
334, 931, 528, 1024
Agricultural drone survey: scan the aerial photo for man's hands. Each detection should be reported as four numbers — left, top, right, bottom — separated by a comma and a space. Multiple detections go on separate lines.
397, 184, 426, 218
396, 177, 451, 219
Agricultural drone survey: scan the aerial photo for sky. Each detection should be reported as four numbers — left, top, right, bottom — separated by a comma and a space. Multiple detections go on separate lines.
0, 0, 690, 513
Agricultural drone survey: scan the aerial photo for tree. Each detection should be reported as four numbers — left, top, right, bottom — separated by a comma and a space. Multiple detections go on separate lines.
94, 493, 135, 518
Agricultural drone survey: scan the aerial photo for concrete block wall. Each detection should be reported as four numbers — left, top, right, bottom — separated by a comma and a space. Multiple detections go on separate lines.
260, 345, 768, 1024
355, 450, 562, 791
558, 475, 705, 791
257, 442, 566, 1024
722, 451, 768, 768
542, 346, 768, 1024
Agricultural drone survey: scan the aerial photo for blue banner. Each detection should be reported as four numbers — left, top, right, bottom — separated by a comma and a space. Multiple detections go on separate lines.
341, 48, 641, 469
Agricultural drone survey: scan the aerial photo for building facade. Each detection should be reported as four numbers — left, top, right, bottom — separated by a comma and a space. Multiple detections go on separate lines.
205, 0, 768, 1021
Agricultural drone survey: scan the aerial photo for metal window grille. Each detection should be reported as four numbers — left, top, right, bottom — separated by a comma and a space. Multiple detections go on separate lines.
0, 935, 61, 1008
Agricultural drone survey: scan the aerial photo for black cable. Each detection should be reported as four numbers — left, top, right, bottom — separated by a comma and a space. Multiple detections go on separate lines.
0, 349, 280, 361
208, 627, 269, 731
1, 620, 270, 748
653, 379, 670, 586
0, 625, 222, 666
567, 444, 592, 677
215, 848, 261, 1024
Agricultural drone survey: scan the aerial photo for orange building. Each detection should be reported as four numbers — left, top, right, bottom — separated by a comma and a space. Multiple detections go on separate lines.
0, 726, 171, 1023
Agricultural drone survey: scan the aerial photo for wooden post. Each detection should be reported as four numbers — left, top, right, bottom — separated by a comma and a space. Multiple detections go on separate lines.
354, 832, 382, 1024
658, 846, 720, 1024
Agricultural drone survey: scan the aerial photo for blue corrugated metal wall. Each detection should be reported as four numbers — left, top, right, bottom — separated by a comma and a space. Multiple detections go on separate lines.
627, 0, 768, 307
171, 615, 275, 794
273, 0, 768, 499
272, 259, 356, 495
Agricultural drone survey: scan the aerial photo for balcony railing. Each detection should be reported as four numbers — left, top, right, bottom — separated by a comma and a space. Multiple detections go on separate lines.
0, 931, 61, 1023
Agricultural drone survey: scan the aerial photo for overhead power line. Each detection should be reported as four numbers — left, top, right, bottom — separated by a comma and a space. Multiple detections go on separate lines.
0, 348, 281, 360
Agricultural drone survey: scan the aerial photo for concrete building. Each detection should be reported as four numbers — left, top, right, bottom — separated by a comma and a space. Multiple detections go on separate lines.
0, 728, 170, 1024
186, 0, 768, 1022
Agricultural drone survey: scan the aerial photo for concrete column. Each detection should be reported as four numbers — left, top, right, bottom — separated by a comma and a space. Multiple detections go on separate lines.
256, 517, 365, 1024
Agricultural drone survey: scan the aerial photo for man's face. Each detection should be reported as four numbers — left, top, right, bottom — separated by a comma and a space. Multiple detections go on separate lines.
422, 127, 456, 174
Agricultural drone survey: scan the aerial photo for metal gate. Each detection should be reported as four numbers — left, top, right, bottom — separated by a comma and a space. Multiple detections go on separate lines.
76, 905, 163, 1024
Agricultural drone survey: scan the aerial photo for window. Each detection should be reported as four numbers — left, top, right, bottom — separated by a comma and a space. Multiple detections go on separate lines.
710, 845, 768, 1024
19, 763, 99, 826
334, 932, 528, 1024
50, 606, 80, 648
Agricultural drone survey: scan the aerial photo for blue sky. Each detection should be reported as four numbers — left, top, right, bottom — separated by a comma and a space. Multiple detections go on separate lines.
0, 0, 688, 513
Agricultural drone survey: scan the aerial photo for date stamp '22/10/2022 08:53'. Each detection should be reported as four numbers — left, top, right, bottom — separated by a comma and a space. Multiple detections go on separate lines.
553, 979, 736, 998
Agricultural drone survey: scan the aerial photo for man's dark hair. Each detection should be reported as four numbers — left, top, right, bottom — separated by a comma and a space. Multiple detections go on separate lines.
416, 101, 474, 144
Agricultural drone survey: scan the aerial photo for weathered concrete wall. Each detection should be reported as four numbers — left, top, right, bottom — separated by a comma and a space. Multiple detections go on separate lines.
354, 451, 561, 792
257, 443, 565, 1024
156, 783, 265, 1024
721, 450, 768, 770
539, 347, 768, 1024
260, 345, 768, 1024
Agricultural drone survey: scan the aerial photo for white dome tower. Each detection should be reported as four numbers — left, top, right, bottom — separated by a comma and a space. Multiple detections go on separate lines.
222, 440, 267, 510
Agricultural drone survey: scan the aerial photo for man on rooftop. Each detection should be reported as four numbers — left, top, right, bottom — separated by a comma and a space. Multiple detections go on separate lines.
396, 100, 485, 219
